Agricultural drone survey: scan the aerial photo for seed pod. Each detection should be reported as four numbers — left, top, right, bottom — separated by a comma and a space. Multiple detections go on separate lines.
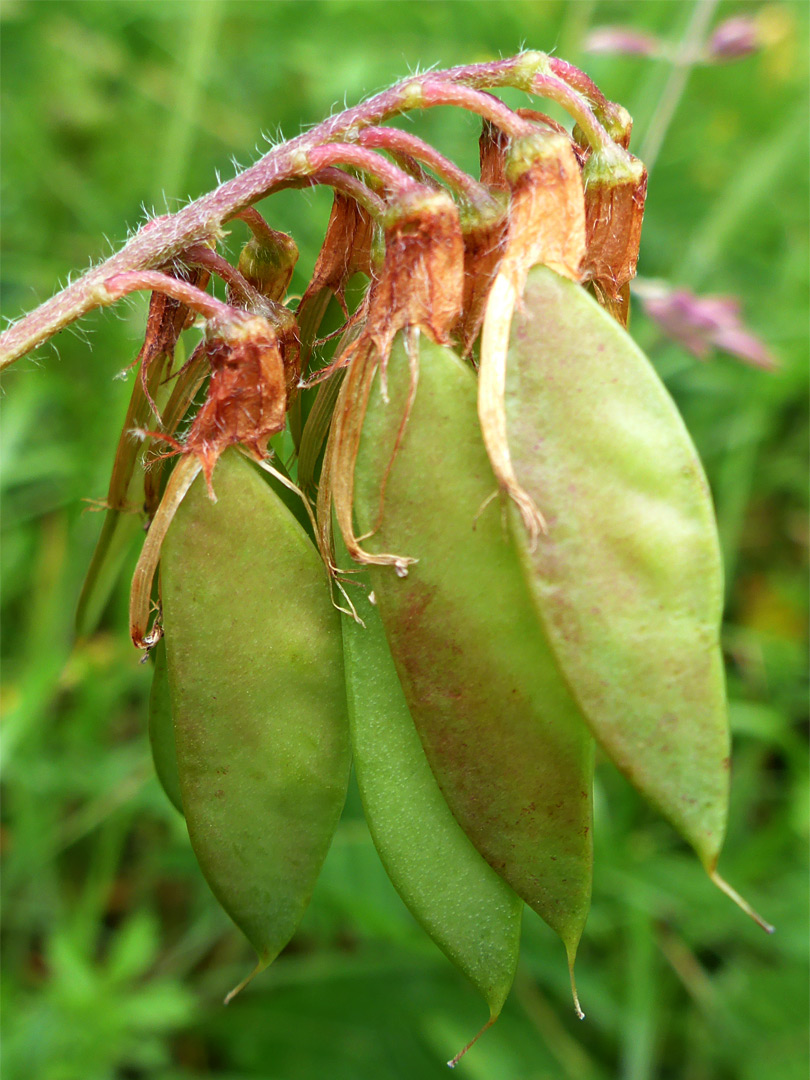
350, 332, 593, 1003
501, 267, 746, 908
147, 639, 183, 815
334, 528, 522, 1023
160, 448, 351, 983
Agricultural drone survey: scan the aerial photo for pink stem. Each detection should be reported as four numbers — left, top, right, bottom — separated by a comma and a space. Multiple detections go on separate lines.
305, 143, 419, 196
0, 51, 612, 368
101, 271, 236, 322
181, 246, 260, 307
531, 73, 618, 155
272, 166, 387, 217
419, 80, 536, 138
357, 127, 496, 208
548, 57, 611, 113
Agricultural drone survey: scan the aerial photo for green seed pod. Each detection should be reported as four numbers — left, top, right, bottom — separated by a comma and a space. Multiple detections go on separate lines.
334, 528, 522, 1023
350, 333, 594, 1003
160, 449, 351, 986
147, 639, 183, 815
500, 267, 768, 929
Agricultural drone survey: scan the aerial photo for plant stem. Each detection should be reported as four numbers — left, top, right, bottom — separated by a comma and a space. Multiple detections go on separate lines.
0, 51, 604, 370
356, 127, 497, 209
304, 143, 419, 195
639, 0, 721, 172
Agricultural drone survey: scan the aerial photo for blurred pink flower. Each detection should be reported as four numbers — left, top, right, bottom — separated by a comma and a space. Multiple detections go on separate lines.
632, 280, 777, 370
583, 26, 662, 58
584, 14, 762, 65
706, 16, 762, 61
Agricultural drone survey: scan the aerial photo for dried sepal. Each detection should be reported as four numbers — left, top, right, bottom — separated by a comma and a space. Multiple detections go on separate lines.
580, 150, 647, 326
130, 453, 203, 649
299, 192, 377, 316
365, 188, 464, 363
501, 131, 586, 289
142, 341, 210, 517
478, 131, 587, 544
136, 266, 208, 420
455, 199, 509, 358
185, 313, 287, 492
326, 336, 417, 576
479, 120, 511, 191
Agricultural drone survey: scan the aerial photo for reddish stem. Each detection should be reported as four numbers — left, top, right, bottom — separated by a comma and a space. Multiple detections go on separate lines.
0, 51, 614, 368
531, 73, 615, 154
232, 207, 291, 248
274, 166, 387, 217
548, 57, 611, 113
181, 246, 259, 307
419, 81, 536, 138
101, 271, 236, 322
305, 143, 419, 196
357, 127, 496, 208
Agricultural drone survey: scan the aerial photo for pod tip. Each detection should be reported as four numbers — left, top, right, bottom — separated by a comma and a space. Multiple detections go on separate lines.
568, 957, 585, 1020
223, 959, 266, 1005
446, 1016, 496, 1068
710, 870, 774, 934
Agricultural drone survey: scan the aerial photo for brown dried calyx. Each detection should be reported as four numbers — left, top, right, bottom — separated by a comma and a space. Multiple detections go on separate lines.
299, 193, 377, 316
135, 266, 210, 420
365, 187, 464, 361
463, 120, 587, 358
183, 312, 287, 494
579, 147, 647, 327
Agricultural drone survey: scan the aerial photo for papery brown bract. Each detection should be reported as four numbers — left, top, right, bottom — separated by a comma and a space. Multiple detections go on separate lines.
580, 152, 647, 326
185, 315, 287, 492
366, 189, 464, 360
299, 193, 377, 318
455, 202, 508, 358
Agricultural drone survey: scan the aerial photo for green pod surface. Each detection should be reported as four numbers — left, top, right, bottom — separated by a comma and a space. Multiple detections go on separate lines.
352, 335, 594, 971
504, 266, 728, 870
160, 449, 351, 971
334, 528, 522, 1020
147, 639, 184, 815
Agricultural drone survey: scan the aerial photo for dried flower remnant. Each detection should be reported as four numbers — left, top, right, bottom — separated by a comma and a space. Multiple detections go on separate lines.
128, 305, 289, 650
478, 131, 587, 544
632, 279, 777, 370
296, 191, 380, 371
580, 148, 647, 327
324, 188, 465, 574
584, 26, 663, 59
366, 188, 464, 364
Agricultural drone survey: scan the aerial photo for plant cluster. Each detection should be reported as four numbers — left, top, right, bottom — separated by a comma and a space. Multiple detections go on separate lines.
0, 49, 772, 1064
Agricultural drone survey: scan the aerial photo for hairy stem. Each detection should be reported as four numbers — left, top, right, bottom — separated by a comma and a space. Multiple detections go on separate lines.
0, 50, 604, 369
356, 127, 497, 209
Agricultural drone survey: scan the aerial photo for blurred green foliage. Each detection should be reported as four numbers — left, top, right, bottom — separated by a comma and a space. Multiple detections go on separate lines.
1, 2, 807, 1078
